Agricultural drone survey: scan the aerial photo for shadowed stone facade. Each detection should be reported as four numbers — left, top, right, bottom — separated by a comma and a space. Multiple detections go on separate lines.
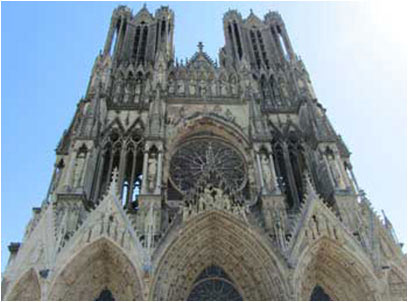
2, 5, 406, 301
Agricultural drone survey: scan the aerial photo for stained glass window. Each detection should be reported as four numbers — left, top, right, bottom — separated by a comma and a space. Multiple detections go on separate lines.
170, 139, 246, 193
187, 265, 243, 301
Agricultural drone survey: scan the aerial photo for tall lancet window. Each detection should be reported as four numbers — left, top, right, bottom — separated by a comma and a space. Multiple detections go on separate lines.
132, 26, 141, 60
233, 21, 243, 59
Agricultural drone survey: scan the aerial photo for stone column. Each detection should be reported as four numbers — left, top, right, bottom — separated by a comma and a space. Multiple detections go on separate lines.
93, 154, 103, 201
103, 17, 117, 55
155, 151, 163, 195
118, 145, 127, 197
113, 17, 125, 60
279, 22, 295, 60
268, 152, 279, 193
348, 165, 360, 193
127, 151, 138, 208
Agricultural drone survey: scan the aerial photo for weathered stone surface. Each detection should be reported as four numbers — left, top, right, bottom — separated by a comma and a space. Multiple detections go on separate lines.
3, 5, 406, 301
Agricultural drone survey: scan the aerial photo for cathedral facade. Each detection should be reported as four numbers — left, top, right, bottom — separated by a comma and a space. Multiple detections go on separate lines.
2, 5, 406, 301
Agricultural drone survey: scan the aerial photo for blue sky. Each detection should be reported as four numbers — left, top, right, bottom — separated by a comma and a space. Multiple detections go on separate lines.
2, 1, 406, 271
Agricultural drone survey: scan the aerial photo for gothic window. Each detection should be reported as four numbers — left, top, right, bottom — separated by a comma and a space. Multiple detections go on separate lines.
132, 26, 141, 60
250, 30, 261, 69
260, 75, 268, 100
95, 288, 115, 301
116, 19, 127, 58
276, 25, 289, 60
257, 30, 269, 69
269, 75, 281, 106
227, 24, 236, 61
169, 139, 247, 194
138, 25, 148, 64
272, 140, 293, 208
233, 21, 243, 59
288, 136, 305, 202
310, 285, 331, 301
109, 20, 120, 56
161, 19, 166, 43
94, 130, 144, 208
187, 265, 243, 301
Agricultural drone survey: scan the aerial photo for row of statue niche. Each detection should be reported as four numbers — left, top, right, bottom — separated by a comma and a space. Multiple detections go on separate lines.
112, 76, 151, 104
168, 77, 240, 97
182, 184, 246, 220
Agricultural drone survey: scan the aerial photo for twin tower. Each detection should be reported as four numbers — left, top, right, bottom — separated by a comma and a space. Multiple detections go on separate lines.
3, 5, 406, 301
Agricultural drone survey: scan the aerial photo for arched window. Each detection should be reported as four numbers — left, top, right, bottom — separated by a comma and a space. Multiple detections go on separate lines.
132, 26, 141, 60
310, 285, 331, 301
93, 130, 144, 208
95, 288, 115, 301
138, 25, 148, 64
250, 30, 261, 68
233, 21, 243, 59
228, 24, 236, 61
187, 265, 243, 301
288, 136, 306, 202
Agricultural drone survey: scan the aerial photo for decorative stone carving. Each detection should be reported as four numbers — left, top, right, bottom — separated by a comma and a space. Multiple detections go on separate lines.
147, 153, 157, 193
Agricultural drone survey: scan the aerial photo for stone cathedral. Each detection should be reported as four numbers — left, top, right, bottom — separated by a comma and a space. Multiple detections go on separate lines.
2, 5, 407, 301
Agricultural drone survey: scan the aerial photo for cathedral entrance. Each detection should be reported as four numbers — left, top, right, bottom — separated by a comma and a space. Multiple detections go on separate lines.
187, 266, 243, 301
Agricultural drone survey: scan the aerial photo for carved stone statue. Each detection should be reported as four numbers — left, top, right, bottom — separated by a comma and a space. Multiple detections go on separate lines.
211, 81, 217, 96
73, 153, 86, 188
220, 81, 228, 96
189, 79, 196, 96
147, 155, 157, 192
198, 79, 206, 97
135, 78, 142, 95
279, 78, 289, 99
177, 79, 185, 94
168, 78, 175, 94
261, 153, 273, 192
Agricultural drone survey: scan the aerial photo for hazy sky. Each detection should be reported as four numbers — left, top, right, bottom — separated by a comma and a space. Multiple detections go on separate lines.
2, 1, 406, 271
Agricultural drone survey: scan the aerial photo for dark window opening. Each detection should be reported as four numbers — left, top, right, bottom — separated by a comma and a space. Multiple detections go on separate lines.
95, 289, 115, 301
233, 21, 243, 59
132, 26, 141, 60
310, 285, 332, 301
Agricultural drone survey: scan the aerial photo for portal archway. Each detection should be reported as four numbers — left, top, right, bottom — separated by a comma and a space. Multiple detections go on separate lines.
295, 238, 378, 300
48, 238, 144, 301
150, 211, 288, 300
4, 268, 41, 301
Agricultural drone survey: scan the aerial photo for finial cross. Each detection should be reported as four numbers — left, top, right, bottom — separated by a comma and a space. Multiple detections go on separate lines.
197, 41, 204, 52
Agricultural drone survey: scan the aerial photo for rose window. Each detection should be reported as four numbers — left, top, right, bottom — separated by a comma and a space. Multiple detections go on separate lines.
170, 139, 247, 193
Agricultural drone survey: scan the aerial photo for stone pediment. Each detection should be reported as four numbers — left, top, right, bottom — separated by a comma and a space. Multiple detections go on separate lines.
134, 5, 154, 24
187, 42, 216, 71
244, 10, 264, 27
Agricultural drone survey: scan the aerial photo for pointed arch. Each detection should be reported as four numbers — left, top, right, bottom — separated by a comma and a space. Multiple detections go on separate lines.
4, 268, 41, 301
387, 264, 407, 300
150, 211, 288, 300
294, 237, 378, 301
48, 237, 144, 301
